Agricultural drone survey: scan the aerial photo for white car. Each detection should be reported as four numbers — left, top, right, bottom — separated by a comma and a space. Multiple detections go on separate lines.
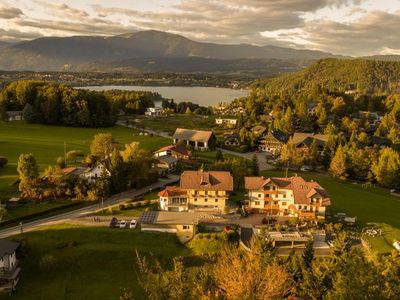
393, 241, 400, 252
129, 220, 137, 229
119, 220, 126, 228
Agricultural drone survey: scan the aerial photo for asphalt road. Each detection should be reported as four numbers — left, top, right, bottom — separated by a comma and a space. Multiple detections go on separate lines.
0, 175, 179, 238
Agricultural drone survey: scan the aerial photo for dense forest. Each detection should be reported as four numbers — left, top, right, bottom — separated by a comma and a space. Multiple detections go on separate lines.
0, 81, 164, 127
252, 58, 400, 96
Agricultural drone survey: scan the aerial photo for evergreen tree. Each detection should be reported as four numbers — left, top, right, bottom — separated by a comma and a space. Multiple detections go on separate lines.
109, 149, 126, 193
330, 145, 348, 179
372, 148, 400, 189
302, 239, 314, 269
215, 149, 224, 161
250, 154, 260, 176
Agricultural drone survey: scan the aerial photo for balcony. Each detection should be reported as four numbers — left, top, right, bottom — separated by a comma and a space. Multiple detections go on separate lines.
264, 204, 280, 210
298, 211, 316, 218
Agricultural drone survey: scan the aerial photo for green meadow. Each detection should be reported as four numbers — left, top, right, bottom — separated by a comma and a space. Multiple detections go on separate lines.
0, 121, 171, 200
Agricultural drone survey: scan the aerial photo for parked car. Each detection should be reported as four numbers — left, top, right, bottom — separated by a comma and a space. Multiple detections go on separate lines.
109, 217, 118, 228
119, 220, 126, 228
129, 220, 137, 229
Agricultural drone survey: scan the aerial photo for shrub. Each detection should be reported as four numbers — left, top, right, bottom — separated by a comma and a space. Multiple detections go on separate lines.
119, 204, 126, 210
0, 156, 8, 167
205, 233, 211, 239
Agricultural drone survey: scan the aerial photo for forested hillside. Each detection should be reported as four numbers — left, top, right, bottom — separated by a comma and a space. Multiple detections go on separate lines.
253, 58, 400, 95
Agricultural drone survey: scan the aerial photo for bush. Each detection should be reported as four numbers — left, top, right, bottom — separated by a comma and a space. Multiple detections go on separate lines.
39, 254, 56, 271
119, 204, 126, 210
0, 156, 8, 167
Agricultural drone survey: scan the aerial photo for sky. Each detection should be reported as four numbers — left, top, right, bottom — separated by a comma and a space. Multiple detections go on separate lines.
0, 0, 400, 56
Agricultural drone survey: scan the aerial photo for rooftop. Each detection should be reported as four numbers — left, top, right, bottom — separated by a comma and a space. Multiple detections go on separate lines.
0, 239, 19, 257
180, 170, 233, 191
140, 211, 200, 225
173, 128, 214, 143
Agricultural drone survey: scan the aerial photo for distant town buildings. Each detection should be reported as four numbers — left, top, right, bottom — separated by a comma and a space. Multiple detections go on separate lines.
145, 107, 162, 117
215, 118, 237, 126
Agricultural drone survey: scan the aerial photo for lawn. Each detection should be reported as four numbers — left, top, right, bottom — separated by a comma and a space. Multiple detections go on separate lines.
133, 115, 217, 134
0, 121, 170, 200
8, 224, 227, 300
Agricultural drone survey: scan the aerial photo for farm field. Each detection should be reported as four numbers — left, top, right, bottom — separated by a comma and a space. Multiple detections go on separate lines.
0, 121, 170, 199
8, 224, 223, 300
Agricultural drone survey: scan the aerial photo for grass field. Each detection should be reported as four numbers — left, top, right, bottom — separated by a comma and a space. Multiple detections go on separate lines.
134, 115, 216, 134
0, 121, 170, 199
9, 224, 227, 300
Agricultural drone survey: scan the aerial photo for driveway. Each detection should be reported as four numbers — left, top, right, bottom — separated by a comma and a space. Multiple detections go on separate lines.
0, 175, 179, 238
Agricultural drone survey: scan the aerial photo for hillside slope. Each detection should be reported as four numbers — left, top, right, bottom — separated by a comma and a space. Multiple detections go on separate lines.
254, 58, 400, 95
0, 30, 338, 72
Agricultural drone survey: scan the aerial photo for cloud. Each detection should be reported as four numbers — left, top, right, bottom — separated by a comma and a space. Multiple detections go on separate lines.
0, 5, 23, 19
0, 0, 399, 56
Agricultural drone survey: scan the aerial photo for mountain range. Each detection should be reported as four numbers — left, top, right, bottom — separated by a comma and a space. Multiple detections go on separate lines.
0, 30, 340, 74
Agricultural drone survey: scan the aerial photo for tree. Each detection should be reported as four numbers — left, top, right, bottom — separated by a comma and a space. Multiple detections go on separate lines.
215, 149, 224, 161
372, 148, 400, 189
22, 103, 38, 123
185, 107, 192, 114
90, 133, 116, 159
330, 145, 348, 179
108, 149, 126, 193
17, 153, 39, 198
250, 154, 260, 176
302, 239, 314, 269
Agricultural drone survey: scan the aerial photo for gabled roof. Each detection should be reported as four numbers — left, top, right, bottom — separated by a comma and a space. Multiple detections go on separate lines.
158, 186, 187, 197
306, 101, 318, 109
0, 239, 19, 257
180, 170, 233, 191
173, 128, 214, 143
292, 133, 328, 146
154, 145, 191, 157
251, 125, 267, 135
263, 129, 288, 143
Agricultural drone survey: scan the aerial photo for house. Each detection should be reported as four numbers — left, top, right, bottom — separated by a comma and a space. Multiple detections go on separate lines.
224, 134, 240, 147
173, 128, 216, 150
244, 176, 331, 219
5, 111, 23, 121
292, 133, 328, 155
215, 118, 237, 126
154, 145, 191, 160
158, 170, 234, 213
140, 211, 199, 243
251, 125, 267, 136
154, 156, 178, 173
145, 107, 162, 117
62, 163, 111, 183
306, 101, 318, 116
0, 239, 20, 293
258, 129, 288, 154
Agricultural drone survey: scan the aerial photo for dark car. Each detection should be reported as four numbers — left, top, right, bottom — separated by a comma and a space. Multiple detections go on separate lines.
109, 217, 118, 228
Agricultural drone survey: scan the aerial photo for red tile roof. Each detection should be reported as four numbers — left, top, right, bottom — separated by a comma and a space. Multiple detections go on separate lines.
180, 170, 233, 191
154, 145, 191, 157
245, 176, 331, 206
158, 186, 187, 197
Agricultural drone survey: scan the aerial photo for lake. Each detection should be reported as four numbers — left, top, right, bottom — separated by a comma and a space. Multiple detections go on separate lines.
81, 85, 248, 106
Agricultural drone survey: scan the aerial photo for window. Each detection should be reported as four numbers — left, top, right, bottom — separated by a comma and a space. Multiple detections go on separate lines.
258, 194, 262, 198
299, 205, 302, 209
215, 199, 218, 202
255, 201, 260, 205
266, 186, 271, 190
274, 201, 278, 205
205, 199, 208, 202
182, 225, 190, 230
194, 198, 197, 202
283, 194, 286, 198
265, 194, 269, 197
282, 202, 286, 206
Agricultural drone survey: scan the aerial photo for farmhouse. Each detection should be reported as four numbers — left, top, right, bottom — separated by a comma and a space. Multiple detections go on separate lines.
140, 211, 199, 243
158, 170, 233, 213
154, 145, 191, 160
215, 118, 237, 126
244, 175, 331, 219
292, 133, 328, 155
153, 155, 178, 173
144, 107, 162, 117
0, 239, 20, 293
173, 128, 216, 150
258, 129, 288, 154
306, 101, 318, 115
5, 111, 23, 121
62, 163, 111, 183
224, 133, 240, 147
